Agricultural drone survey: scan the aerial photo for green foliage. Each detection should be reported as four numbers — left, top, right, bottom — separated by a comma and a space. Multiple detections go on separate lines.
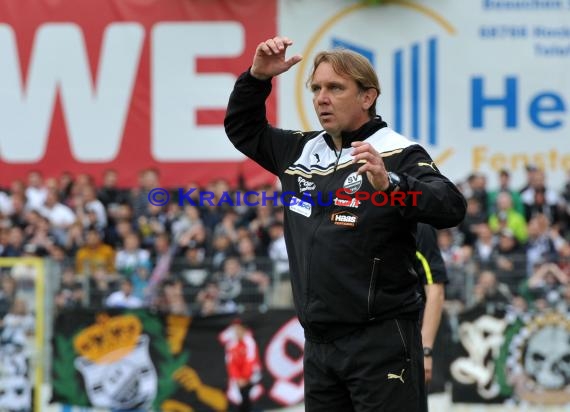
131, 311, 191, 409
51, 334, 89, 406
495, 316, 524, 397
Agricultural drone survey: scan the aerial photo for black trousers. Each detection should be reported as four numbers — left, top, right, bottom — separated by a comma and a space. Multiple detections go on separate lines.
303, 319, 427, 412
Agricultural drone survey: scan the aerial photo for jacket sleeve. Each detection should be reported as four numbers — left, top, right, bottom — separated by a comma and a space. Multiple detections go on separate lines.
416, 223, 448, 284
224, 70, 305, 176
396, 145, 467, 229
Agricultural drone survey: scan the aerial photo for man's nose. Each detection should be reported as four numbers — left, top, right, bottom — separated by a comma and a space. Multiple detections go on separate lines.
315, 90, 330, 105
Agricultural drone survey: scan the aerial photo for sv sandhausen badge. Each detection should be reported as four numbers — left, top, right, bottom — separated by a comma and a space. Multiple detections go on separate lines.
331, 211, 358, 228
343, 172, 362, 194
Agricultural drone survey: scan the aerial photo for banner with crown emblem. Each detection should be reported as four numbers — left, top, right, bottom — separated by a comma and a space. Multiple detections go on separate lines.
50, 308, 304, 411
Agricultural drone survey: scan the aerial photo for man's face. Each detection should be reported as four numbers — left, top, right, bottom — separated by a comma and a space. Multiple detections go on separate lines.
311, 62, 373, 139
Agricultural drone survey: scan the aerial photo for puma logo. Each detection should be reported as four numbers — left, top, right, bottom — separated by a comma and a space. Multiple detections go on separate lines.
313, 153, 320, 163
418, 162, 437, 172
387, 369, 405, 383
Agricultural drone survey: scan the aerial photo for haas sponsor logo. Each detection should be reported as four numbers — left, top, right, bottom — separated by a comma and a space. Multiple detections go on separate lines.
331, 211, 358, 228
298, 176, 316, 192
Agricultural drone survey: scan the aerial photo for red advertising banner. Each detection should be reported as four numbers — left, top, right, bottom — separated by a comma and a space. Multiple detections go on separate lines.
0, 0, 277, 188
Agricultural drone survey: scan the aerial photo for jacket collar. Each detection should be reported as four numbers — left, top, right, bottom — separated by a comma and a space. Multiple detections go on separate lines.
323, 116, 388, 150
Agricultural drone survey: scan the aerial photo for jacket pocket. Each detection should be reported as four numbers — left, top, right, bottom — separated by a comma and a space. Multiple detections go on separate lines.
394, 319, 410, 362
367, 258, 381, 320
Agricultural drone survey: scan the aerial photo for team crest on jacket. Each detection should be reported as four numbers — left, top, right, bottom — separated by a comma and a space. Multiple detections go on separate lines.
343, 172, 362, 194
331, 211, 358, 228
298, 176, 316, 192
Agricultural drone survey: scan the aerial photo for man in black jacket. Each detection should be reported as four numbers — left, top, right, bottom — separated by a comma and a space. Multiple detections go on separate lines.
225, 36, 466, 412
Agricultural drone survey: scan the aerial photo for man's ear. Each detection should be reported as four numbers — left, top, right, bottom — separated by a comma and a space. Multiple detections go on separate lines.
361, 88, 379, 111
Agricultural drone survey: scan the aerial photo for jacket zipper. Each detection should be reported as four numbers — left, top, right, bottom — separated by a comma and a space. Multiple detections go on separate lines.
395, 319, 410, 362
367, 258, 380, 320
303, 147, 344, 320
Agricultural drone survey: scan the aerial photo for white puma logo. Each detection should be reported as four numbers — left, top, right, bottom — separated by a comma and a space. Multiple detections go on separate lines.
418, 162, 437, 172
387, 369, 405, 383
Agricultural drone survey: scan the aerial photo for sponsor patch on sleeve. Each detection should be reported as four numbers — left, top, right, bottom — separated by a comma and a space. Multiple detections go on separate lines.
289, 196, 312, 217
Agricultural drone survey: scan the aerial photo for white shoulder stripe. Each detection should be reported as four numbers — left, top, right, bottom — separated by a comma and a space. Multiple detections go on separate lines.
366, 127, 419, 154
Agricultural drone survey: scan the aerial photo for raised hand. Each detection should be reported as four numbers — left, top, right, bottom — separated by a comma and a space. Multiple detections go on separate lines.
250, 36, 303, 80
350, 141, 390, 191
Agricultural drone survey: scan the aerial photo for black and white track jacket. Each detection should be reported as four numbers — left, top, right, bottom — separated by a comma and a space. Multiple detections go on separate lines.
225, 70, 466, 342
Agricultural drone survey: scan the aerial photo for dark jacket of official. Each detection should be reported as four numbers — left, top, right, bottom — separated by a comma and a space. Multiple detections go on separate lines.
224, 70, 467, 342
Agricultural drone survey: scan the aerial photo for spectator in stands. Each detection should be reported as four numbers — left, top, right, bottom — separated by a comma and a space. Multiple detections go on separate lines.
196, 281, 238, 316
489, 229, 527, 294
106, 218, 134, 249
1, 227, 25, 257
138, 203, 168, 248
0, 189, 12, 217
105, 278, 144, 309
54, 267, 84, 310
213, 208, 240, 244
247, 204, 273, 255
560, 170, 570, 238
171, 205, 202, 240
145, 233, 174, 303
472, 224, 497, 270
526, 214, 559, 276
26, 215, 55, 256
488, 191, 528, 244
88, 267, 118, 309
268, 221, 288, 278
522, 262, 569, 311
458, 196, 488, 247
39, 188, 76, 245
215, 257, 245, 308
6, 193, 27, 229
75, 228, 115, 275
463, 172, 489, 219
64, 221, 85, 257
519, 163, 540, 194
521, 169, 560, 224
437, 228, 467, 268
25, 170, 47, 211
57, 171, 74, 203
154, 278, 188, 315
487, 169, 525, 216
175, 213, 208, 252
0, 274, 17, 319
473, 270, 512, 308
211, 233, 236, 272
131, 168, 160, 219
97, 169, 129, 210
171, 245, 210, 290
75, 184, 107, 230
1, 298, 34, 336
524, 186, 560, 225
115, 232, 151, 277
559, 241, 570, 278
238, 236, 271, 276
198, 179, 228, 232
130, 263, 151, 302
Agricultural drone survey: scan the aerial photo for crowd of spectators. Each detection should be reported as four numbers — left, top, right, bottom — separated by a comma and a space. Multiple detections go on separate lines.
0, 169, 286, 316
0, 164, 569, 319
442, 165, 570, 314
